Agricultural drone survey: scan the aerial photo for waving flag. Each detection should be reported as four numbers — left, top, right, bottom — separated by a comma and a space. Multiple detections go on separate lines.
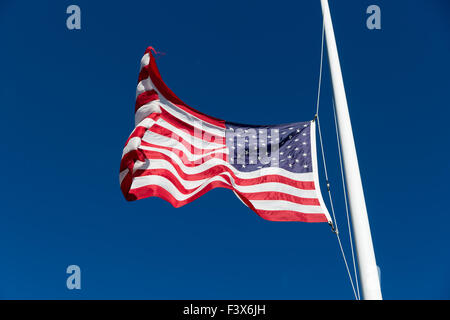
120, 47, 331, 223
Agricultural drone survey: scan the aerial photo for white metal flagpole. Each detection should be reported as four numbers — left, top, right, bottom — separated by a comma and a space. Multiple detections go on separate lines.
319, 0, 382, 300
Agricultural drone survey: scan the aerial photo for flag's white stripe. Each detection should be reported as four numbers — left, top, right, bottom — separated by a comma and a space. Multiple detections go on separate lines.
149, 118, 225, 149
135, 146, 315, 181
130, 175, 321, 216
132, 159, 320, 199
140, 132, 228, 161
130, 175, 322, 215
122, 137, 142, 158
122, 117, 158, 158
135, 100, 161, 126
159, 99, 225, 137
136, 78, 154, 97
140, 53, 150, 69
234, 183, 318, 199
249, 200, 324, 214
119, 168, 128, 185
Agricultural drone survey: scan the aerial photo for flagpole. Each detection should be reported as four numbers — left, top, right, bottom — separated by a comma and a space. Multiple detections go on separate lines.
319, 0, 382, 300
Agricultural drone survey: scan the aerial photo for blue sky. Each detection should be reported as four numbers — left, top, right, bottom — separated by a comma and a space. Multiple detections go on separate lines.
0, 0, 449, 299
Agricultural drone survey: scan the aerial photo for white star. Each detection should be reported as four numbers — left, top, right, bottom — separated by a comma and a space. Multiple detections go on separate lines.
303, 153, 307, 156
295, 147, 299, 151
296, 129, 300, 132
302, 133, 306, 136
289, 127, 293, 130
289, 164, 293, 168
287, 146, 291, 149
294, 139, 299, 142
302, 142, 307, 145
288, 155, 292, 159
303, 164, 308, 168
295, 159, 299, 163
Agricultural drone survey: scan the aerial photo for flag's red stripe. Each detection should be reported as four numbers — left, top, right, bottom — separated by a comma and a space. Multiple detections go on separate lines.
130, 168, 318, 204
125, 182, 326, 223
125, 126, 147, 145
241, 192, 320, 206
144, 125, 225, 156
138, 63, 151, 83
126, 181, 233, 205
120, 149, 147, 172
133, 151, 316, 190
254, 210, 329, 223
133, 170, 231, 195
159, 108, 225, 144
140, 143, 228, 164
135, 90, 159, 112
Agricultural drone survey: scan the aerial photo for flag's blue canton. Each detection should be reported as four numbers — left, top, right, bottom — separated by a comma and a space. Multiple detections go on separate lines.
225, 121, 312, 174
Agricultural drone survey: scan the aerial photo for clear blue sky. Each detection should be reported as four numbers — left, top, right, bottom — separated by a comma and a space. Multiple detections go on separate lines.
0, 0, 449, 299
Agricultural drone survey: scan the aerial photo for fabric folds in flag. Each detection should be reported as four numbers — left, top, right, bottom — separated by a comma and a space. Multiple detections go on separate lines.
120, 47, 331, 223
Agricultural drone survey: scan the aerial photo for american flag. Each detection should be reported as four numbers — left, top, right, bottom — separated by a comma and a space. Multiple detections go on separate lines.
120, 47, 331, 223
